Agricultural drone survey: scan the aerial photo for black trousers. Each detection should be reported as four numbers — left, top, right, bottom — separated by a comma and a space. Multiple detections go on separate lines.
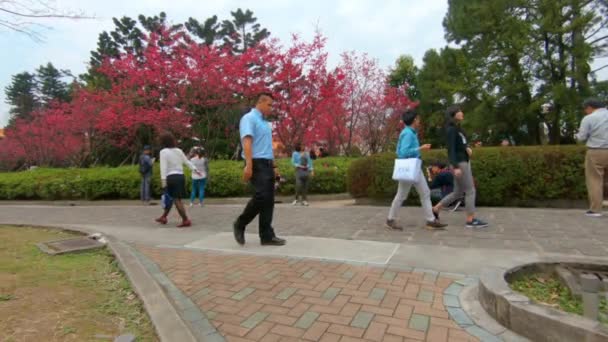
235, 159, 276, 241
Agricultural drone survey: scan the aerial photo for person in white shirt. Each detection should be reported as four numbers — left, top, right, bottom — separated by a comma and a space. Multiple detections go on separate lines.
155, 133, 201, 227
189, 148, 209, 206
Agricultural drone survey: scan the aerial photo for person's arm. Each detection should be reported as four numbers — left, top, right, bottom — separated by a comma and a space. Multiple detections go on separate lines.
204, 158, 209, 179
159, 150, 168, 187
576, 117, 590, 142
429, 174, 442, 189
242, 136, 253, 180
180, 149, 198, 173
446, 127, 460, 168
397, 131, 426, 158
292, 152, 299, 168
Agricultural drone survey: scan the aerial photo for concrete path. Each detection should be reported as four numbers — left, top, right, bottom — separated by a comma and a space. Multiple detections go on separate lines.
1, 202, 607, 275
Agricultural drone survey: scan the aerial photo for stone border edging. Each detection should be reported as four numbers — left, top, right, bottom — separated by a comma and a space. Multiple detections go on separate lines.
128, 246, 225, 342
479, 265, 608, 342
442, 277, 506, 342
106, 237, 201, 342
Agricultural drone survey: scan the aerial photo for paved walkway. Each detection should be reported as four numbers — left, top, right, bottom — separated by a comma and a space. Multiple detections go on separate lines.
138, 246, 479, 342
1, 201, 606, 341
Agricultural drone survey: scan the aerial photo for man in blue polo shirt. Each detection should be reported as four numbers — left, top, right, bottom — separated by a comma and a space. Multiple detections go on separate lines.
233, 92, 287, 246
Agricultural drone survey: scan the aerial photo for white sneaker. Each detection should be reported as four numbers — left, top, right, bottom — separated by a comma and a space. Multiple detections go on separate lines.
586, 210, 602, 217
292, 200, 299, 206
189, 203, 194, 207
302, 201, 309, 206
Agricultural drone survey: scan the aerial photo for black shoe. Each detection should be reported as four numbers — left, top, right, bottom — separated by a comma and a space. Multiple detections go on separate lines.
261, 237, 286, 246
233, 222, 245, 245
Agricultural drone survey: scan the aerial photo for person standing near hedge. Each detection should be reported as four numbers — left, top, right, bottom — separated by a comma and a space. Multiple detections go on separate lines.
189, 148, 209, 207
139, 145, 154, 205
386, 110, 447, 231
233, 92, 287, 246
432, 106, 488, 228
291, 143, 314, 206
155, 133, 201, 227
576, 98, 608, 217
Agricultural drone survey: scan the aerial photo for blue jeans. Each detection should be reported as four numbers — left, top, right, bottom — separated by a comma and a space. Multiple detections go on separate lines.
140, 174, 151, 202
190, 178, 207, 203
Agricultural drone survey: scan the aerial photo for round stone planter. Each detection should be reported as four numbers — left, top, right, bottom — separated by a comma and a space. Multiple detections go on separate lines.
479, 262, 608, 342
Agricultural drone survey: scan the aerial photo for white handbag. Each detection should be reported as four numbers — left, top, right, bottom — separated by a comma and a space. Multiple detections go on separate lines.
392, 158, 422, 182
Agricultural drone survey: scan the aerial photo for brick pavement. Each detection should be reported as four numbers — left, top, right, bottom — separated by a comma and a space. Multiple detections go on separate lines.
138, 245, 479, 342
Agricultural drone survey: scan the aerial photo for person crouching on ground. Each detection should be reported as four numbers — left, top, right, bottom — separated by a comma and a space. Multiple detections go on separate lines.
155, 133, 201, 227
386, 109, 448, 231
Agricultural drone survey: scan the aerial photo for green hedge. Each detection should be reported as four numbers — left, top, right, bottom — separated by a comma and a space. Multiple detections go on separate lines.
347, 146, 588, 206
0, 157, 354, 200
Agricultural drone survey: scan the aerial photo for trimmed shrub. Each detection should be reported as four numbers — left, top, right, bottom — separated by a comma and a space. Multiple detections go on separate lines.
0, 157, 354, 200
347, 146, 588, 206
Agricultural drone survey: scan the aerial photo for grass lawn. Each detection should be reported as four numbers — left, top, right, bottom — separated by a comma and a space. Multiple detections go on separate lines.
511, 273, 608, 325
0, 225, 158, 341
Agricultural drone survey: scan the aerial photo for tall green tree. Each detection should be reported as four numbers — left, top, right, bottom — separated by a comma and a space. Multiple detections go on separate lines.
4, 72, 38, 125
388, 55, 420, 99
185, 16, 222, 46
36, 62, 71, 105
220, 9, 270, 53
443, 0, 608, 145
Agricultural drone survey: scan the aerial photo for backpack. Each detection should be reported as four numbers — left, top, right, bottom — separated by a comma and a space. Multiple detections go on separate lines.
139, 155, 151, 174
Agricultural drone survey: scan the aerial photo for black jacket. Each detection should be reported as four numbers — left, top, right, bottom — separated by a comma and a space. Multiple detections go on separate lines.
445, 124, 469, 168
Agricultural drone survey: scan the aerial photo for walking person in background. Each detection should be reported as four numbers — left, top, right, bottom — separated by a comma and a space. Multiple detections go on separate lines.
155, 133, 201, 227
189, 147, 209, 207
576, 98, 608, 217
432, 105, 489, 228
291, 143, 314, 206
139, 145, 154, 205
233, 92, 286, 246
386, 109, 447, 231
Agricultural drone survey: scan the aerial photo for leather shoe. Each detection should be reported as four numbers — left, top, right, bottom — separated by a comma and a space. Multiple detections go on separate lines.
261, 237, 286, 246
233, 222, 245, 245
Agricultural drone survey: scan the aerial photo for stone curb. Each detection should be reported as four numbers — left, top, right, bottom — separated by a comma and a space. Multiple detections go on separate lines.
128, 246, 225, 341
442, 277, 507, 342
106, 237, 200, 342
479, 264, 608, 342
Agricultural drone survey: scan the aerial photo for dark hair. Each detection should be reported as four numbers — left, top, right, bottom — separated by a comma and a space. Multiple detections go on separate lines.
256, 92, 274, 103
582, 98, 605, 110
431, 160, 447, 169
294, 143, 302, 152
195, 148, 205, 158
445, 105, 462, 126
159, 132, 177, 148
401, 109, 418, 126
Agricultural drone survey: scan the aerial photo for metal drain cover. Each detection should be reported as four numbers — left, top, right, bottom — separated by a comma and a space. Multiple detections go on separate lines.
37, 237, 106, 255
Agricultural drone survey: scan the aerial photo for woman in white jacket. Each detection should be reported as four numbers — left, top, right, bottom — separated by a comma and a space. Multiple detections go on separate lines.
155, 133, 200, 227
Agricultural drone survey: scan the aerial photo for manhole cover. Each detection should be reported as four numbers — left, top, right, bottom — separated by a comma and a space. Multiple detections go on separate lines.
37, 237, 105, 255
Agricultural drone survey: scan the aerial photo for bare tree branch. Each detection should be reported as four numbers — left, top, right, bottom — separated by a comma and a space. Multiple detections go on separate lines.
0, 0, 93, 41
592, 64, 608, 73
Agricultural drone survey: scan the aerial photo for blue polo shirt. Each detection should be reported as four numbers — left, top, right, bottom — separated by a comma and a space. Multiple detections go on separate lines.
240, 108, 274, 160
396, 126, 421, 159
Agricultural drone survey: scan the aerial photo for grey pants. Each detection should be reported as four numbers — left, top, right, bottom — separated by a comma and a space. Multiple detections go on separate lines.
439, 162, 476, 215
140, 174, 151, 202
295, 169, 310, 201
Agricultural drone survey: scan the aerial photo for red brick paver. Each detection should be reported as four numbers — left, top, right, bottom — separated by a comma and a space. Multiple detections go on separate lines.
138, 246, 479, 342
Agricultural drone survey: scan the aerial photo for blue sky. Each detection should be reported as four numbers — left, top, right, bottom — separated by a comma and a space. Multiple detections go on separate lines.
0, 0, 605, 127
